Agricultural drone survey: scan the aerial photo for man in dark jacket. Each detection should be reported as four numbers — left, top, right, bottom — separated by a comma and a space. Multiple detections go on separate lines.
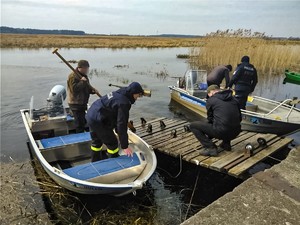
207, 65, 232, 88
190, 85, 241, 156
86, 82, 144, 162
228, 56, 258, 109
67, 60, 98, 133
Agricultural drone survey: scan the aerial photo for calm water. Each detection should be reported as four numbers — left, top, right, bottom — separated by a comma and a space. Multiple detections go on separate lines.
1, 48, 299, 161
1, 48, 299, 224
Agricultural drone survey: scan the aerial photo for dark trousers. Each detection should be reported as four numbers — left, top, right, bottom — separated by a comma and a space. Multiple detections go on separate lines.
190, 121, 231, 148
71, 109, 86, 133
235, 87, 251, 110
89, 123, 119, 151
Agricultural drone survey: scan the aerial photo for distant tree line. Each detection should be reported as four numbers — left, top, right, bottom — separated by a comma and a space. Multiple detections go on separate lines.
0, 26, 85, 35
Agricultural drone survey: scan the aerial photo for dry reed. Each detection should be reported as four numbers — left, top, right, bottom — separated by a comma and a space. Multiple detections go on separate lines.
189, 37, 300, 75
0, 34, 203, 49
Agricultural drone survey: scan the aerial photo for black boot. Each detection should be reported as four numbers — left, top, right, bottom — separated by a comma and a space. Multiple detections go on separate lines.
218, 141, 232, 152
199, 147, 218, 156
91, 151, 107, 162
107, 152, 120, 158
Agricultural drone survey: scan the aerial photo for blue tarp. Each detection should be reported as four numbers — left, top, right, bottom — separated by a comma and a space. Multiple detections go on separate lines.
63, 153, 140, 180
40, 132, 91, 149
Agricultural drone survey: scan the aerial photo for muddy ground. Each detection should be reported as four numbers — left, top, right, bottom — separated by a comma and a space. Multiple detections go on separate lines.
0, 161, 52, 225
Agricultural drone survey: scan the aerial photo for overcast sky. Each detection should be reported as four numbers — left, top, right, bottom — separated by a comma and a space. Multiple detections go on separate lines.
1, 0, 300, 37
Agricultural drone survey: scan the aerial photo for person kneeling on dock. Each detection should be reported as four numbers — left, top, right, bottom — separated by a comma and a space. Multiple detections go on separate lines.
190, 85, 241, 156
86, 82, 145, 162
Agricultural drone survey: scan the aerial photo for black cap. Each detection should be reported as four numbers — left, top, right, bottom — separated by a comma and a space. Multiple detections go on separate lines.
241, 56, 250, 63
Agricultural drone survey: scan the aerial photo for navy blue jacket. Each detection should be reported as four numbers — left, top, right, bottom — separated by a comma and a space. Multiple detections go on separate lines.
228, 62, 258, 92
86, 88, 135, 149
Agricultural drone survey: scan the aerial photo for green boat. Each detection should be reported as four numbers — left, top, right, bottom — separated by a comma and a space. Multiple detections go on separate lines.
284, 70, 300, 85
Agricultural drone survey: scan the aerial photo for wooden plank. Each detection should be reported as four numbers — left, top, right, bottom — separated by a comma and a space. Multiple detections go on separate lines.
198, 132, 256, 168
228, 137, 293, 177
132, 117, 165, 129
182, 131, 250, 167
223, 136, 281, 172
155, 132, 195, 148
141, 123, 189, 145
210, 133, 277, 171
141, 120, 188, 140
162, 138, 200, 157
136, 119, 181, 135
155, 132, 195, 149
139, 120, 187, 138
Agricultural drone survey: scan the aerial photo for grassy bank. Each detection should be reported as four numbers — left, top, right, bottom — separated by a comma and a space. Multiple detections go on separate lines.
0, 34, 204, 48
189, 37, 300, 74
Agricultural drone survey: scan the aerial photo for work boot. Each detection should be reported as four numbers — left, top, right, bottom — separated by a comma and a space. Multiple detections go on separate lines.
218, 142, 232, 152
91, 151, 107, 162
107, 153, 120, 158
199, 147, 218, 157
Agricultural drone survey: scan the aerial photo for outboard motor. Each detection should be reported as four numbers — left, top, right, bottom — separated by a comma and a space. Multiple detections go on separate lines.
30, 85, 67, 120
47, 85, 67, 117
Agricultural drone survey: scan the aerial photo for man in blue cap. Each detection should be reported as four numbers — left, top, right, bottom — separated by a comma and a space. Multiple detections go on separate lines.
86, 82, 144, 162
228, 56, 258, 109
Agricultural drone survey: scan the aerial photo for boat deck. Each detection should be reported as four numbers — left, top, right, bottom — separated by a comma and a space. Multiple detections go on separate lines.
134, 117, 293, 178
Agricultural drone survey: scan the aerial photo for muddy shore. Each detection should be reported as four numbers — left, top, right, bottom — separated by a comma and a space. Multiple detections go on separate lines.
0, 161, 52, 225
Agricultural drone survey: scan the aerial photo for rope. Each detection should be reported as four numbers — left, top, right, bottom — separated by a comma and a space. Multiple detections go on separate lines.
157, 154, 183, 178
184, 168, 200, 221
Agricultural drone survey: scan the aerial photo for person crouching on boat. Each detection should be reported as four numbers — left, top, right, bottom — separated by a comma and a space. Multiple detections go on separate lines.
228, 56, 258, 109
207, 64, 232, 88
67, 60, 98, 133
190, 85, 241, 156
86, 82, 144, 162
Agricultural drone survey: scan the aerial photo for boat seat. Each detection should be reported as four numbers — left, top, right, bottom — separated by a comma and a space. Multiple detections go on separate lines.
246, 102, 258, 112
39, 132, 91, 149
37, 132, 92, 162
63, 152, 147, 184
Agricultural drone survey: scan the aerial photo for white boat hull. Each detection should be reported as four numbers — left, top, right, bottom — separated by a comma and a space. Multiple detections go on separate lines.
21, 109, 157, 196
169, 86, 300, 135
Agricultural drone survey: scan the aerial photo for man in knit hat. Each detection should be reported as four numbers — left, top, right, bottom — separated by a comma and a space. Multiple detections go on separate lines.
228, 56, 258, 109
86, 82, 145, 162
67, 60, 99, 133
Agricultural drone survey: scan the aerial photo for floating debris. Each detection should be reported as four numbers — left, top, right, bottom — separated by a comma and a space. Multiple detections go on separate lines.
113, 64, 129, 69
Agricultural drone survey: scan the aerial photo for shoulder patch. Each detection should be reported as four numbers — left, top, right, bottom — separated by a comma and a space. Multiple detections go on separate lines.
107, 92, 113, 99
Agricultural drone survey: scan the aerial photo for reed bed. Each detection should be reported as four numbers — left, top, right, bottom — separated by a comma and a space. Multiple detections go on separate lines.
189, 37, 300, 75
0, 34, 203, 49
28, 159, 164, 225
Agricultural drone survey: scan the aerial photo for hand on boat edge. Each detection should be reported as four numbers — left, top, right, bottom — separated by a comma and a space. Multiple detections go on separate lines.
124, 147, 133, 157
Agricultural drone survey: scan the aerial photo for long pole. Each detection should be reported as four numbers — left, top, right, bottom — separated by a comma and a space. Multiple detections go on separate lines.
52, 48, 101, 98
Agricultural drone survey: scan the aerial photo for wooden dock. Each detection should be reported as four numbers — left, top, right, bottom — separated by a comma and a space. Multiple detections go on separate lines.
132, 117, 293, 178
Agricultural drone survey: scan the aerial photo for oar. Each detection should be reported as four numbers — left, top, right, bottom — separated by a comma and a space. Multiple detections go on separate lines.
52, 48, 101, 98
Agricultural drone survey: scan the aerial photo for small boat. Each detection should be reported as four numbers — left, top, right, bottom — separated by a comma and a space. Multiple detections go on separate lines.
21, 85, 157, 196
169, 70, 300, 135
284, 70, 300, 85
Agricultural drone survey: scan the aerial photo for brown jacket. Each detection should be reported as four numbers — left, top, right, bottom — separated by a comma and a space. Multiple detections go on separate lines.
67, 70, 93, 110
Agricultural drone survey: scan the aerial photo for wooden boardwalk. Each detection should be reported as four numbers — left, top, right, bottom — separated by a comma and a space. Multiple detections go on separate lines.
132, 117, 293, 178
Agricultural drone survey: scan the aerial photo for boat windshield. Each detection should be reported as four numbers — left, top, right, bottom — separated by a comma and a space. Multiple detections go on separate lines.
185, 70, 207, 93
